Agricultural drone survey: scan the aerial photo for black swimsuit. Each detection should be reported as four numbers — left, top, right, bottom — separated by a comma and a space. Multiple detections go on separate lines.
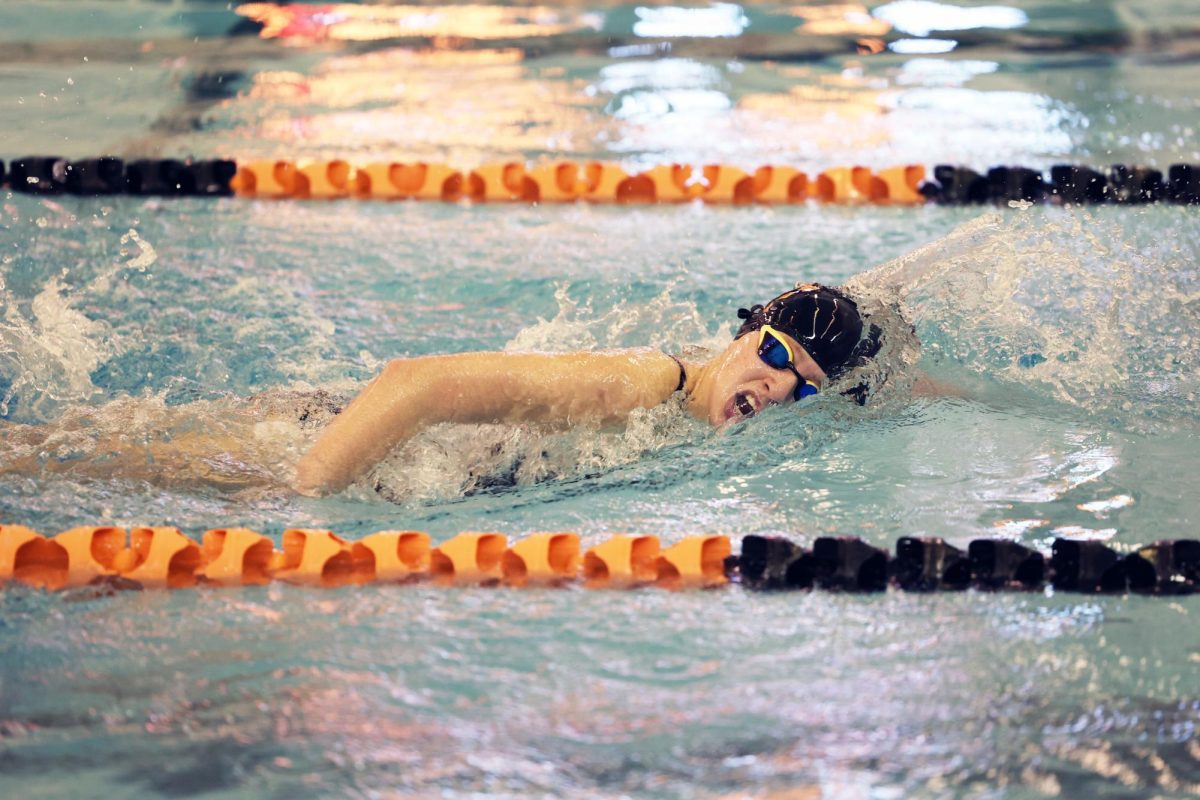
667, 354, 687, 394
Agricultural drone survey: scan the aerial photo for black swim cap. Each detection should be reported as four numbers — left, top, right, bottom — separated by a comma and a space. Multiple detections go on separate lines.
735, 283, 864, 378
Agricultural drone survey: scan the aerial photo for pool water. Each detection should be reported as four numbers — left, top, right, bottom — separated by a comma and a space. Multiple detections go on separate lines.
2, 2, 1199, 798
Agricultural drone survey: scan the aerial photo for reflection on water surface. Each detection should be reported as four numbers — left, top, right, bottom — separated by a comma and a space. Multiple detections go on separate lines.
2, 2, 1200, 799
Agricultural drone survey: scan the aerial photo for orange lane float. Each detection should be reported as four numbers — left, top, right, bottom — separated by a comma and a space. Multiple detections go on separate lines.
351, 530, 431, 583
222, 160, 932, 205
654, 535, 732, 590
502, 532, 581, 587
230, 160, 297, 198
121, 526, 204, 589
627, 164, 699, 203
293, 159, 352, 199
0, 525, 203, 590
272, 528, 362, 588
526, 161, 586, 202
354, 162, 399, 199
197, 528, 275, 586
0, 526, 742, 592
876, 164, 926, 204
814, 166, 886, 203
467, 162, 538, 202
701, 165, 755, 204
579, 162, 632, 203
352, 162, 465, 201
395, 162, 462, 201
52, 525, 128, 587
607, 164, 754, 204
752, 166, 809, 203
0, 524, 68, 591
430, 532, 507, 586
408, 163, 464, 201
0, 526, 644, 591
582, 534, 661, 588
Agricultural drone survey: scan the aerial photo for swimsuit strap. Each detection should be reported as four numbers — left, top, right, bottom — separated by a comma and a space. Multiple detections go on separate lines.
667, 354, 687, 394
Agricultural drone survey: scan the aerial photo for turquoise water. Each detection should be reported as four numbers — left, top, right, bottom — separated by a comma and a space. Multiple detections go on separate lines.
3, 2, 1200, 798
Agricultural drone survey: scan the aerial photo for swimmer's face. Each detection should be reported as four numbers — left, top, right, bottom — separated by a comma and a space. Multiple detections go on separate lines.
701, 330, 826, 427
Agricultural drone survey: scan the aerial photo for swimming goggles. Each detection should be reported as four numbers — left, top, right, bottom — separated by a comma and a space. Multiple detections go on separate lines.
758, 325, 821, 401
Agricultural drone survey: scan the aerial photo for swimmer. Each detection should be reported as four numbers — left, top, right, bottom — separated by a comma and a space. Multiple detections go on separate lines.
296, 283, 882, 496
1, 283, 901, 495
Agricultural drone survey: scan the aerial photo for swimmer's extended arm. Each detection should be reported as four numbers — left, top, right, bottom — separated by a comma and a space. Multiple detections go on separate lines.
294, 350, 680, 495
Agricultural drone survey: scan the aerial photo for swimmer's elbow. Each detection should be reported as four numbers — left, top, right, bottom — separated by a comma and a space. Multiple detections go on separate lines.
292, 352, 475, 496
293, 455, 327, 497
294, 448, 348, 497
382, 356, 412, 378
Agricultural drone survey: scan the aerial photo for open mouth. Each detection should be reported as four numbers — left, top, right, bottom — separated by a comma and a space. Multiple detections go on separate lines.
734, 392, 756, 419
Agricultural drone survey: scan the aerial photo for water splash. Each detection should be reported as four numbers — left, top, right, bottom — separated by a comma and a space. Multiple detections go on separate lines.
0, 390, 318, 496
367, 396, 702, 504
849, 210, 1200, 430
0, 227, 156, 418
504, 282, 731, 354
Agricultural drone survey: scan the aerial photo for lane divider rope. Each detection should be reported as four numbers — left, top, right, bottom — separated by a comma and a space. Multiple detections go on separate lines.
3, 157, 1198, 205
1, 524, 1196, 595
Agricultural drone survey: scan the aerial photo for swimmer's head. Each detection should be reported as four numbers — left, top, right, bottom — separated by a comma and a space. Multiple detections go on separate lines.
734, 283, 865, 379
689, 283, 882, 426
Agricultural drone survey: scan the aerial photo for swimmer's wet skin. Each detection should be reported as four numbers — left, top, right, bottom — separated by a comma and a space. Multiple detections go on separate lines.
294, 350, 684, 495
296, 284, 870, 495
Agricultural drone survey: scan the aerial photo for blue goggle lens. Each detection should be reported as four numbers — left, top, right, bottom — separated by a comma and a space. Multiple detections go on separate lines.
759, 330, 820, 402
795, 381, 819, 400
758, 334, 792, 369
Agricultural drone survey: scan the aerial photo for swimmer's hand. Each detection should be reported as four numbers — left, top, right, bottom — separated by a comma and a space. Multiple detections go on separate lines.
294, 351, 681, 496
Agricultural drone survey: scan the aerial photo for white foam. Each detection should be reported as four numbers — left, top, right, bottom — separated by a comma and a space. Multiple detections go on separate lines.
849, 211, 1200, 427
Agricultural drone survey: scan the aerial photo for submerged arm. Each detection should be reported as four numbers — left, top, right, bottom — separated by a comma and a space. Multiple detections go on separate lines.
294, 350, 680, 496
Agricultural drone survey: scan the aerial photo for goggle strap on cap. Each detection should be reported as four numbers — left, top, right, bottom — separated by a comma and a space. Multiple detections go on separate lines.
734, 285, 864, 378
736, 304, 763, 322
